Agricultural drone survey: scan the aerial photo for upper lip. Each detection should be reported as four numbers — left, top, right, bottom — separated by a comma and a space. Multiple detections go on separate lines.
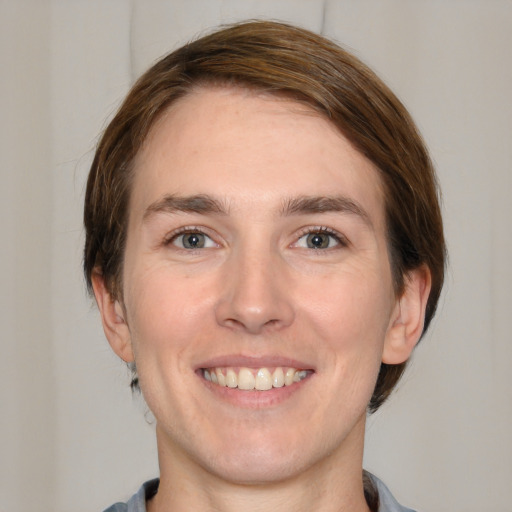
196, 354, 315, 371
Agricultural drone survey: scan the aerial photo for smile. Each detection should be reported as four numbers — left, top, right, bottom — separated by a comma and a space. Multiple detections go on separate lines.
202, 367, 311, 391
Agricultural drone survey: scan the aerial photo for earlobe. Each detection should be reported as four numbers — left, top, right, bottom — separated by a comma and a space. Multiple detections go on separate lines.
382, 265, 432, 365
91, 269, 135, 363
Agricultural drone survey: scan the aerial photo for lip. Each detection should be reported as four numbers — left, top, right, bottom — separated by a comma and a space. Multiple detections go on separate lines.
195, 354, 315, 409
195, 354, 315, 371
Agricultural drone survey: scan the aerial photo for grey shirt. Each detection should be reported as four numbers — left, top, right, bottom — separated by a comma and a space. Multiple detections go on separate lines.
103, 474, 416, 512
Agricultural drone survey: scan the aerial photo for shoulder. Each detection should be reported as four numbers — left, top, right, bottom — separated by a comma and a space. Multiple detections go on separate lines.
103, 504, 127, 512
102, 479, 160, 512
368, 473, 418, 512
103, 476, 415, 512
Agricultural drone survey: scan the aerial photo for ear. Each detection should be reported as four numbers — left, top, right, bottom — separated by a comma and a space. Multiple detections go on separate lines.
91, 269, 134, 363
382, 265, 432, 365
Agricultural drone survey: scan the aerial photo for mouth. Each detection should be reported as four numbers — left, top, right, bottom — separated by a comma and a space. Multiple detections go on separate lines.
201, 366, 313, 391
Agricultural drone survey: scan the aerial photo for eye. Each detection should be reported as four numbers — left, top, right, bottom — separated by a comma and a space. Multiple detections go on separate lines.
295, 229, 343, 250
170, 231, 217, 249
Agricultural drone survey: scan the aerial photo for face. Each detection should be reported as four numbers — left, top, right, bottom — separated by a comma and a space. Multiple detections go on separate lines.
95, 87, 424, 485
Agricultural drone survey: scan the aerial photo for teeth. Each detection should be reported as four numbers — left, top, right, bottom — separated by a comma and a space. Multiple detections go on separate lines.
226, 368, 237, 388
203, 366, 310, 390
238, 368, 255, 390
285, 368, 295, 386
215, 369, 226, 387
273, 367, 285, 388
294, 370, 308, 382
255, 368, 273, 391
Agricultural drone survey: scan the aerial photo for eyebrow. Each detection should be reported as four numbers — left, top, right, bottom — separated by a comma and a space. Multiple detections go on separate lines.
143, 194, 229, 221
143, 193, 372, 227
281, 195, 373, 227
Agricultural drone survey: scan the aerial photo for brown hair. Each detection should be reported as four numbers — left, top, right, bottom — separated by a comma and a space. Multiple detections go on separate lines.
84, 20, 445, 412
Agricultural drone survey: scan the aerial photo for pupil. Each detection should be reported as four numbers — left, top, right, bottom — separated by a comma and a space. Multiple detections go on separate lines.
184, 233, 204, 248
308, 233, 328, 249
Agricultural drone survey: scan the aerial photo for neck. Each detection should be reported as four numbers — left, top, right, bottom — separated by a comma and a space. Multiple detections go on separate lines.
148, 418, 371, 512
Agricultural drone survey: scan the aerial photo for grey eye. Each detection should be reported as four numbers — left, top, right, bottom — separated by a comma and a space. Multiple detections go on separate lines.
183, 233, 205, 248
295, 231, 341, 250
174, 232, 208, 249
170, 229, 217, 250
306, 233, 330, 249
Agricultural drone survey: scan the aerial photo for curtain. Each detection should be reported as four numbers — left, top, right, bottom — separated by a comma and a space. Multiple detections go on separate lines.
1, 1, 510, 510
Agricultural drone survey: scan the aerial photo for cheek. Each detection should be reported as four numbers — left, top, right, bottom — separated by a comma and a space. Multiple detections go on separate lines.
301, 266, 394, 345
122, 268, 210, 403
124, 267, 197, 347
123, 260, 224, 367
300, 269, 393, 400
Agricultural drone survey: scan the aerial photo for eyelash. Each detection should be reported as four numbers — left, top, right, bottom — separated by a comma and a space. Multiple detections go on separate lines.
163, 225, 348, 250
163, 226, 216, 248
295, 226, 349, 249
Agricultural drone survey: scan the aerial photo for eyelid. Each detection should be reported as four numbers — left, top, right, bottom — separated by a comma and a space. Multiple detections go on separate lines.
163, 225, 219, 248
161, 224, 348, 250
293, 226, 349, 249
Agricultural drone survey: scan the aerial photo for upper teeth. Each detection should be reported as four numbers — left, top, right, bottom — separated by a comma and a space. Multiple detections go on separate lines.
203, 367, 309, 391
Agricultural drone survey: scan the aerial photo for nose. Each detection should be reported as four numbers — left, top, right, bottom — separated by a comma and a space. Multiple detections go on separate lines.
215, 246, 295, 334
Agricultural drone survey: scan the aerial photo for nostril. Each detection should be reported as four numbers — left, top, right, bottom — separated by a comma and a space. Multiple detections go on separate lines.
221, 315, 290, 334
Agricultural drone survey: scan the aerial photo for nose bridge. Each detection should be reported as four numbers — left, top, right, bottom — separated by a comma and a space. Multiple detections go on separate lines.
215, 235, 294, 333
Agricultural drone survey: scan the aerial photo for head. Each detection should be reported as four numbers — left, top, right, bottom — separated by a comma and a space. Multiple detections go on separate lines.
84, 20, 445, 412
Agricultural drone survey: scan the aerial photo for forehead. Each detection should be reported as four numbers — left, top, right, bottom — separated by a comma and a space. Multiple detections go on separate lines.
131, 86, 385, 224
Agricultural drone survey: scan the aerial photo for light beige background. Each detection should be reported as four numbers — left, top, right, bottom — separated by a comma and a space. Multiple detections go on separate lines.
1, 1, 511, 511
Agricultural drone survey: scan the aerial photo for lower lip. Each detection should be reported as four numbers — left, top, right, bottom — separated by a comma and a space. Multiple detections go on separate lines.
199, 373, 312, 409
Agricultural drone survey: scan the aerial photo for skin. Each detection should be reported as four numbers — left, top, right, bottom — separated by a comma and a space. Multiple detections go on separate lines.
93, 87, 430, 512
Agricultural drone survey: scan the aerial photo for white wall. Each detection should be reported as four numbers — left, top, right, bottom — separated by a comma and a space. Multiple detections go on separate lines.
1, 1, 511, 511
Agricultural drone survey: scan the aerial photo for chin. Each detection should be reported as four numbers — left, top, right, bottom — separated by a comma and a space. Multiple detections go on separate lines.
195, 428, 321, 485
208, 449, 308, 485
